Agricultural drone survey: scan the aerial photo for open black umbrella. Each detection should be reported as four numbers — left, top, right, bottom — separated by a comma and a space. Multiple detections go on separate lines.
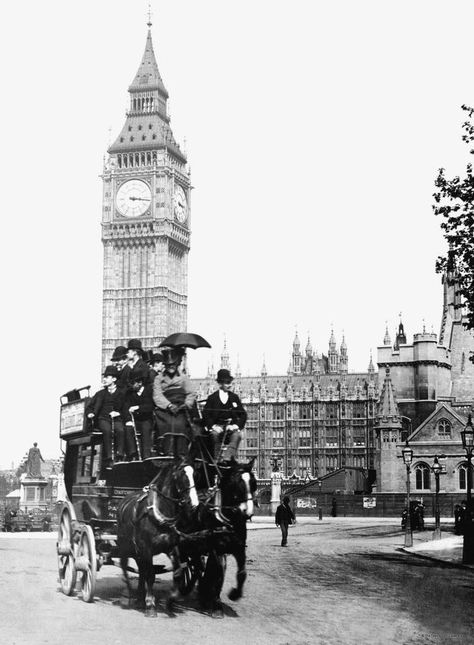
158, 332, 211, 350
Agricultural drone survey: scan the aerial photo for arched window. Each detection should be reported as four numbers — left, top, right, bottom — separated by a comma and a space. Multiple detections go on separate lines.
457, 463, 474, 492
415, 463, 430, 490
459, 465, 467, 490
438, 419, 452, 437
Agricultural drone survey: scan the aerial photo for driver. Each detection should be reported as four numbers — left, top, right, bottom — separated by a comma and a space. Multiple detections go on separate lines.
152, 347, 196, 458
202, 368, 247, 462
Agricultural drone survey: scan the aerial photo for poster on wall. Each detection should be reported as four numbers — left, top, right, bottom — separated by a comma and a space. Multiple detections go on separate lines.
363, 497, 376, 508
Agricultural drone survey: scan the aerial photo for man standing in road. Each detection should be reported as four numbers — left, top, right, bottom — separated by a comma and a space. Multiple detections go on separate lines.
275, 496, 295, 547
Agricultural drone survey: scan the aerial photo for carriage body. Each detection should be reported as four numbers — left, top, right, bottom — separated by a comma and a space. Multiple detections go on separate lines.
57, 388, 170, 602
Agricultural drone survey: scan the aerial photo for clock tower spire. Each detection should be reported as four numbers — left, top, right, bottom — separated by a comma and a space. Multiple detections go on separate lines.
101, 23, 191, 366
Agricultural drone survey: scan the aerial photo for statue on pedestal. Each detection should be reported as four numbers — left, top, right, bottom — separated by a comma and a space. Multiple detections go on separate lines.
26, 443, 45, 479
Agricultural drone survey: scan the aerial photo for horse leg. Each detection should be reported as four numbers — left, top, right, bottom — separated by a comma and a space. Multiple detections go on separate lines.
120, 557, 134, 609
228, 545, 246, 601
142, 559, 157, 618
165, 549, 182, 617
199, 551, 226, 618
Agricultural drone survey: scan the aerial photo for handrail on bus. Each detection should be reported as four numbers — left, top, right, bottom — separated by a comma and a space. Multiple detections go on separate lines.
60, 385, 91, 406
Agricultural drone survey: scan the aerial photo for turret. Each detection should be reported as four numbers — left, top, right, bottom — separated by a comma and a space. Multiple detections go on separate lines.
328, 328, 339, 374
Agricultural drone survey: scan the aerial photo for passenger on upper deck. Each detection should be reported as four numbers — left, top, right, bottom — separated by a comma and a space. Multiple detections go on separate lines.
85, 365, 130, 468
127, 338, 152, 385
110, 345, 129, 389
153, 347, 196, 459
125, 367, 155, 460
202, 368, 247, 462
147, 351, 164, 383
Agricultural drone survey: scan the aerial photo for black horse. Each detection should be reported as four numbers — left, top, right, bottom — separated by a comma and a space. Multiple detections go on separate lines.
196, 458, 257, 616
117, 460, 200, 616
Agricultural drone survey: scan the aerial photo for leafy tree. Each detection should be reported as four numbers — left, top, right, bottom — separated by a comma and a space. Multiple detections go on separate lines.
434, 105, 474, 337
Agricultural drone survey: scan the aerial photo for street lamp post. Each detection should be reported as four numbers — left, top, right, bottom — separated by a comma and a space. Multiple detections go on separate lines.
402, 440, 413, 548
461, 414, 474, 564
431, 456, 442, 540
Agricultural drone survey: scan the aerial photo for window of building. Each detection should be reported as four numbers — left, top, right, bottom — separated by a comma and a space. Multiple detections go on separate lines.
327, 404, 338, 419
300, 404, 311, 420
458, 464, 473, 491
273, 404, 285, 420
438, 419, 452, 437
353, 402, 365, 418
414, 463, 430, 490
299, 429, 311, 447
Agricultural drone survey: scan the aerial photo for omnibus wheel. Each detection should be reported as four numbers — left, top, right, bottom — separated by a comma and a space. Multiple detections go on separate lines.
57, 509, 77, 596
77, 525, 97, 603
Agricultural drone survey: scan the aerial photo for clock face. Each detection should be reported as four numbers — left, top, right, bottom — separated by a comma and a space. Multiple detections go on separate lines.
174, 185, 188, 224
116, 179, 151, 217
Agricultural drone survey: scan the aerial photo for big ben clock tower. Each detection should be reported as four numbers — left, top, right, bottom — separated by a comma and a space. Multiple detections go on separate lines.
101, 21, 191, 365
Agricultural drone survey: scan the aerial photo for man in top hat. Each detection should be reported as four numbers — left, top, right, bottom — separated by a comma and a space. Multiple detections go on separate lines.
202, 368, 247, 461
111, 345, 129, 389
127, 338, 152, 385
153, 347, 196, 458
124, 366, 155, 460
85, 365, 130, 468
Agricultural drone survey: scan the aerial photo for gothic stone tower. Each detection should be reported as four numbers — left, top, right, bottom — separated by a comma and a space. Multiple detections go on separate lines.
101, 24, 190, 365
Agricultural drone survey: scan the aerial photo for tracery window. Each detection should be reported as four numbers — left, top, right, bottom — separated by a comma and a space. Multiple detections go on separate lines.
414, 463, 430, 490
438, 419, 452, 437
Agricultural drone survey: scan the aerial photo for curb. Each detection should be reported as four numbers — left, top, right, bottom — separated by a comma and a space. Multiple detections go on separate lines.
398, 546, 474, 571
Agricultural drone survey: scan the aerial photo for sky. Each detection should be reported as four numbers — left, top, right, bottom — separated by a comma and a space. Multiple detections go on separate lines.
1, 0, 473, 468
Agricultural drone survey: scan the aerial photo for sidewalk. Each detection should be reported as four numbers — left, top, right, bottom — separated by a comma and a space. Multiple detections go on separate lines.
401, 533, 474, 569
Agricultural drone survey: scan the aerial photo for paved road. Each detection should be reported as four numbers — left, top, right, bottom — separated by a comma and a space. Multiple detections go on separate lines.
1, 519, 473, 645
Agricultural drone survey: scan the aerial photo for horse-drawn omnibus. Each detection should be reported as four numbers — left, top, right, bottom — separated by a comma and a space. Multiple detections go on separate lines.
56, 377, 256, 616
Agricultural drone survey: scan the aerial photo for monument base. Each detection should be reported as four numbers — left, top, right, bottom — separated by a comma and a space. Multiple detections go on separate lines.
20, 477, 48, 512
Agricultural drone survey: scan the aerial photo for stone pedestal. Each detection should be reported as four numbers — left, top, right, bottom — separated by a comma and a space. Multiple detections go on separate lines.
270, 471, 283, 514
20, 475, 48, 512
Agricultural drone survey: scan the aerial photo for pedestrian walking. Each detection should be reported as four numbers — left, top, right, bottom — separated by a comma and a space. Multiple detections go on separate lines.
275, 496, 295, 547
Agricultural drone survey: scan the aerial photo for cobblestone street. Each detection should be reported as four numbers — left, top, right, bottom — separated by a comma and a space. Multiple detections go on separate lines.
1, 519, 473, 645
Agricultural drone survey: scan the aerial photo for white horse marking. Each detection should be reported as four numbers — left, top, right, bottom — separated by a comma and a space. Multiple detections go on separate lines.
184, 465, 199, 508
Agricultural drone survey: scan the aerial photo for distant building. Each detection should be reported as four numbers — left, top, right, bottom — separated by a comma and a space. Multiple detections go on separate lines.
375, 264, 474, 494
193, 332, 377, 480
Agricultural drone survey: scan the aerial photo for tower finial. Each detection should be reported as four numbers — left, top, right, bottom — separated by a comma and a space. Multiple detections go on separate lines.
147, 3, 152, 28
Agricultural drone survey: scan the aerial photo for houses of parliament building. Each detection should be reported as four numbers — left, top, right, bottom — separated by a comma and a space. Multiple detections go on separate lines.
192, 333, 378, 481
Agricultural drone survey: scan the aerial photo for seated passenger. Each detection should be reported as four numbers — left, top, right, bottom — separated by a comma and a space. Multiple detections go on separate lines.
202, 369, 247, 462
152, 348, 196, 459
124, 367, 155, 460
85, 365, 132, 468
110, 345, 129, 389
127, 338, 153, 385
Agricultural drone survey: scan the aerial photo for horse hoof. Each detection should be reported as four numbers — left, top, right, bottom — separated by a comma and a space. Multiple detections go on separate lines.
228, 588, 241, 601
210, 605, 224, 619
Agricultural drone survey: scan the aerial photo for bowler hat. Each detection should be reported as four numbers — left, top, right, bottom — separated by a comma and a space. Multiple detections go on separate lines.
127, 338, 144, 354
111, 345, 127, 361
162, 347, 184, 365
103, 365, 119, 378
149, 351, 164, 364
216, 368, 233, 383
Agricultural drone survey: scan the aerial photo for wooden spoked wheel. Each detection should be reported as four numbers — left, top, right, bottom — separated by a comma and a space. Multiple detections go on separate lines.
57, 509, 77, 596
178, 555, 205, 596
77, 525, 97, 603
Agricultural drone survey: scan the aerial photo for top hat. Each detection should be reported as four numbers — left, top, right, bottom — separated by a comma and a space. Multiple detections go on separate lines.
103, 365, 119, 379
127, 338, 144, 354
111, 345, 127, 361
142, 349, 154, 364
216, 368, 233, 383
149, 351, 164, 364
162, 347, 184, 366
